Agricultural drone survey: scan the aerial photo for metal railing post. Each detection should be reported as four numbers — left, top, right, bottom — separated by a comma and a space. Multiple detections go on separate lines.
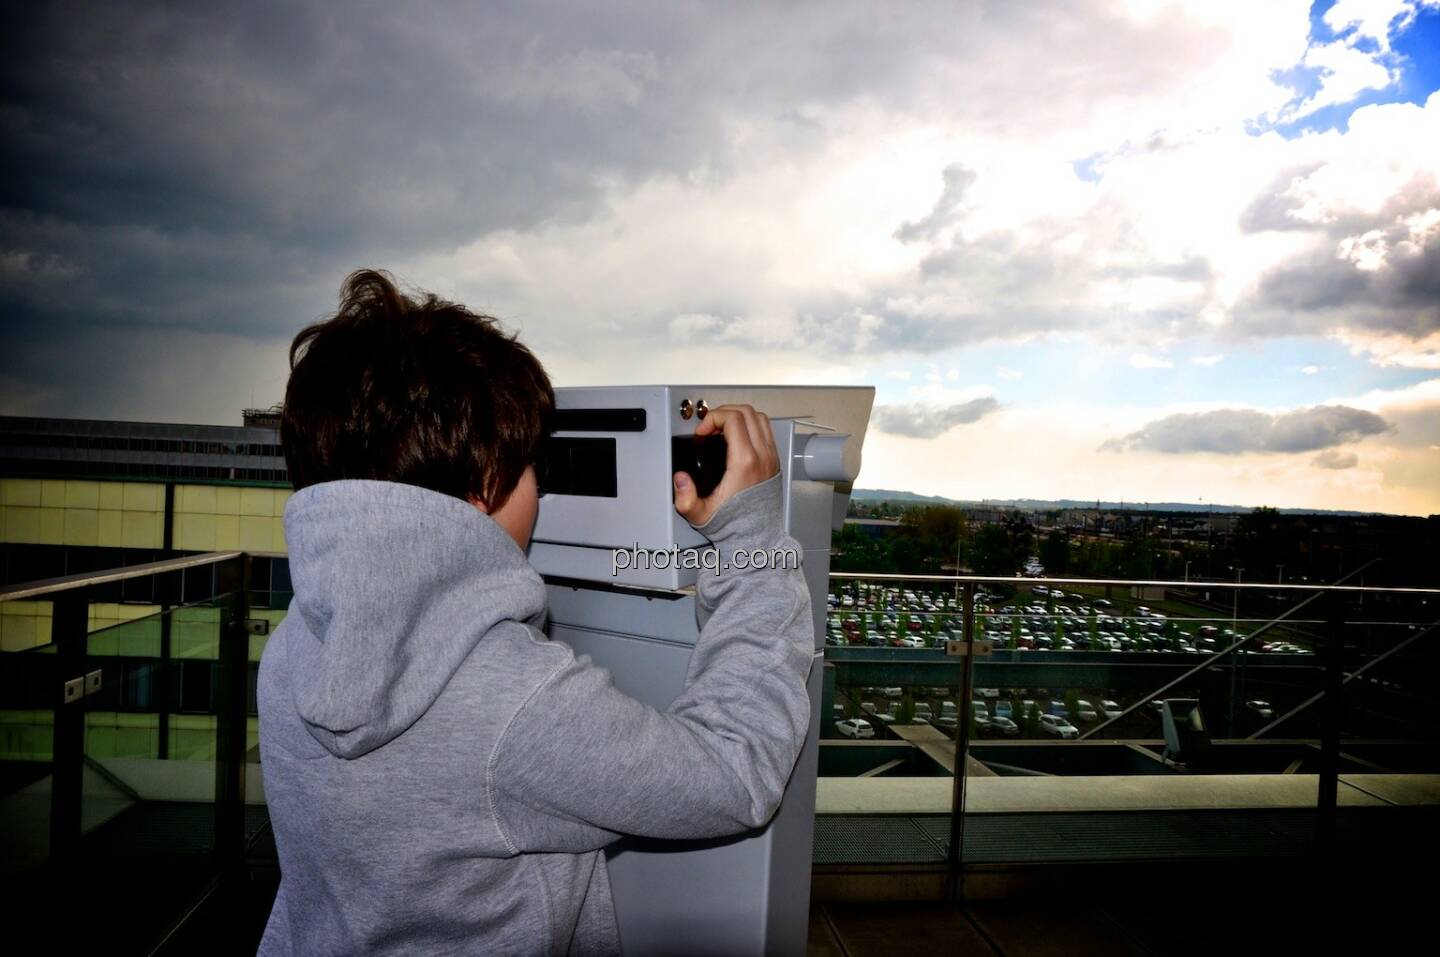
946, 581, 976, 902
1316, 591, 1345, 854
213, 554, 252, 864
49, 591, 89, 862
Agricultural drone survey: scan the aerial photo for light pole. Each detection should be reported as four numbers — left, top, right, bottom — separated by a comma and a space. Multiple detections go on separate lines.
1276, 564, 1284, 585
1228, 566, 1243, 736
1184, 560, 1192, 586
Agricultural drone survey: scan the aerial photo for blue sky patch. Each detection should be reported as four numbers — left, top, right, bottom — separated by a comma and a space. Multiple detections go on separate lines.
1261, 0, 1440, 138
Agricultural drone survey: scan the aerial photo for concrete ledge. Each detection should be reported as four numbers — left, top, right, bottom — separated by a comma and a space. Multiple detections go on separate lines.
1338, 773, 1440, 806
815, 773, 1440, 814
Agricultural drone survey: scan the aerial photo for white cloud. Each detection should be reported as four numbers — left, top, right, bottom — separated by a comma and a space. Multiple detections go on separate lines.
996, 366, 1024, 380
1302, 364, 1322, 374
1192, 354, 1225, 365
1312, 448, 1359, 469
1335, 329, 1440, 368
1130, 353, 1175, 369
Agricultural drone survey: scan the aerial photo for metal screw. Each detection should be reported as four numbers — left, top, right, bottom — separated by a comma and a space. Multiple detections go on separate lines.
696, 399, 709, 419
679, 398, 693, 420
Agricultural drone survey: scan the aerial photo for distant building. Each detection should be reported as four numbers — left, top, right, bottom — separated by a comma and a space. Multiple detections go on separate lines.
1, 411, 293, 761
1, 411, 294, 641
961, 506, 1004, 524
843, 517, 902, 540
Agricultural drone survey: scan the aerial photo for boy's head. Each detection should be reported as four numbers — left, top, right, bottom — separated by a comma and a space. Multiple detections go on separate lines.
282, 269, 553, 545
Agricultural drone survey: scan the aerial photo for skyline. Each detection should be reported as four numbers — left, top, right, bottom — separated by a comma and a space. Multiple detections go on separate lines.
3, 1, 1439, 515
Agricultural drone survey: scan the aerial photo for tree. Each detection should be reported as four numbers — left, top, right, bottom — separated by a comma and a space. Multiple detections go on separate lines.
1021, 702, 1042, 737
971, 524, 1018, 576
1040, 529, 1069, 574
901, 505, 969, 568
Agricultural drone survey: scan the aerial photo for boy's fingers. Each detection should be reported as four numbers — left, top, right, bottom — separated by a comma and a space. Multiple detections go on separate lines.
673, 471, 704, 523
735, 405, 778, 474
673, 404, 781, 527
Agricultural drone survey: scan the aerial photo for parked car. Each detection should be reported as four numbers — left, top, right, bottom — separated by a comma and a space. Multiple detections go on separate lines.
985, 716, 1020, 736
835, 719, 874, 739
1038, 714, 1079, 738
1245, 699, 1275, 718
1099, 700, 1123, 719
995, 700, 1013, 719
1074, 701, 1098, 723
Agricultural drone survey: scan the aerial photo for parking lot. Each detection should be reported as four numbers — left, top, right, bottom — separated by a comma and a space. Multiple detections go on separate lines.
826, 581, 1318, 658
824, 580, 1312, 742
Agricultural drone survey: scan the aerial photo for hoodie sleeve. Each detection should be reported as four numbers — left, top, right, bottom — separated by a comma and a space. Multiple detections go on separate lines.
487, 472, 815, 854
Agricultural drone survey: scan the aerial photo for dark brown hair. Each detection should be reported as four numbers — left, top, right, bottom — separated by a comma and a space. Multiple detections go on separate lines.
281, 269, 553, 510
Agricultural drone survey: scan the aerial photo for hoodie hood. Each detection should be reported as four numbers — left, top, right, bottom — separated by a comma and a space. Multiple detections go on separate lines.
280, 479, 547, 758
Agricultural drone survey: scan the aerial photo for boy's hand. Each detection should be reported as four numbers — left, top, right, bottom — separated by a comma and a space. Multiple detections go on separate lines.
673, 403, 780, 527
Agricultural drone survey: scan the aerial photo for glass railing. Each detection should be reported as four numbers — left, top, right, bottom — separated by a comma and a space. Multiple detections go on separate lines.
813, 570, 1439, 889
0, 552, 264, 954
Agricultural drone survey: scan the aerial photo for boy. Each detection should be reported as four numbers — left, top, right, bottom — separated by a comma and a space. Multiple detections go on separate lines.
257, 270, 814, 954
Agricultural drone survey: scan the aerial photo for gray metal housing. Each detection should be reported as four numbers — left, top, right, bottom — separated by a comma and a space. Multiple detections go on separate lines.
536, 384, 873, 956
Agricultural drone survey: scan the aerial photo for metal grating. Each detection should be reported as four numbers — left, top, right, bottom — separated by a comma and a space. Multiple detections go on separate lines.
816, 810, 1319, 866
930, 811, 1307, 863
813, 815, 947, 864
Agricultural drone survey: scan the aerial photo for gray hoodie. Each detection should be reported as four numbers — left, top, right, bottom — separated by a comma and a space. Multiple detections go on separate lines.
256, 473, 814, 955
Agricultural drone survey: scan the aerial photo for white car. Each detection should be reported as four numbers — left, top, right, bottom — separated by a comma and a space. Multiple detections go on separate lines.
1099, 700, 1123, 719
1246, 699, 1275, 719
897, 635, 926, 649
1038, 714, 1079, 739
836, 719, 875, 738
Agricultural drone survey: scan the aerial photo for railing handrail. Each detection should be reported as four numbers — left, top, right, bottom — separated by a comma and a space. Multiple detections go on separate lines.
0, 550, 244, 602
829, 571, 1440, 594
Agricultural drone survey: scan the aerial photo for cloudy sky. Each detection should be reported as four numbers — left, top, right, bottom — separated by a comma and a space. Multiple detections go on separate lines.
3, 0, 1438, 515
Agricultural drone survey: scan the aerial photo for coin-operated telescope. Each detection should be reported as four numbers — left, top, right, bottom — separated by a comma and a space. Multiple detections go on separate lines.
530, 385, 874, 957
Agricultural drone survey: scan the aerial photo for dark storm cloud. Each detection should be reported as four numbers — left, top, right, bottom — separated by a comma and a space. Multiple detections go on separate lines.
1101, 404, 1392, 454
871, 396, 1000, 438
0, 0, 1348, 420
1236, 174, 1440, 336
